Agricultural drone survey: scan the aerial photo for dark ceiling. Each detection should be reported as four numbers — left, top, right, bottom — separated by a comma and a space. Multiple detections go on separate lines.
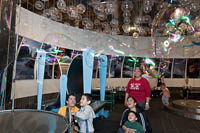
20, 0, 200, 38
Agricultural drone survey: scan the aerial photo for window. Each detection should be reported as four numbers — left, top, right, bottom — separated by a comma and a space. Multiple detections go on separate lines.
110, 56, 123, 78
187, 59, 200, 78
123, 57, 135, 78
93, 57, 98, 78
160, 58, 172, 78
16, 43, 36, 80
173, 58, 186, 78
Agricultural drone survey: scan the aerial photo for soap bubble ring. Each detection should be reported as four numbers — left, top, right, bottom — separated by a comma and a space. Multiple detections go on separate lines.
151, 2, 196, 57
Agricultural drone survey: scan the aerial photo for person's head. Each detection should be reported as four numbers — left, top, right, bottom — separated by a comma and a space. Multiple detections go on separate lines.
185, 78, 189, 83
160, 83, 166, 89
80, 94, 92, 107
128, 111, 137, 122
127, 97, 137, 109
134, 67, 142, 78
66, 94, 76, 108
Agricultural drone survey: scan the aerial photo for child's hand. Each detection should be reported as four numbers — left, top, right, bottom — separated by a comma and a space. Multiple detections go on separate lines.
129, 129, 136, 133
73, 125, 79, 132
71, 112, 75, 116
125, 128, 131, 133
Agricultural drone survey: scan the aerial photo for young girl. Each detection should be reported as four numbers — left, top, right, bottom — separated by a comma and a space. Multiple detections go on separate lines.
74, 94, 96, 133
160, 83, 170, 107
123, 111, 145, 133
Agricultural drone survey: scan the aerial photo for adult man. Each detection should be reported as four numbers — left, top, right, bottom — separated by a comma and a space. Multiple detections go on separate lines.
58, 94, 79, 133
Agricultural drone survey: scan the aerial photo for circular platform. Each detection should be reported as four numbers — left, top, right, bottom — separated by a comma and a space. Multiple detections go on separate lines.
172, 100, 200, 113
168, 100, 200, 120
0, 109, 68, 133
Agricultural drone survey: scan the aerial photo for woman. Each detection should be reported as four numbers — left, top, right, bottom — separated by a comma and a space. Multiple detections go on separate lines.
124, 67, 151, 110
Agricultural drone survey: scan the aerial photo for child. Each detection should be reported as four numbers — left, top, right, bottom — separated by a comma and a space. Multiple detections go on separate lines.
123, 111, 145, 133
160, 83, 170, 107
74, 94, 96, 133
182, 78, 192, 99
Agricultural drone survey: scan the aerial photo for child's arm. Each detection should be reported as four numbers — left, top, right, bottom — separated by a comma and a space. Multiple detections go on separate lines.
160, 91, 163, 95
122, 125, 130, 132
75, 107, 92, 120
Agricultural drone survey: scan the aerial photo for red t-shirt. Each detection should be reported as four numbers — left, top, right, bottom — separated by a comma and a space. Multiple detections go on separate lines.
126, 77, 151, 102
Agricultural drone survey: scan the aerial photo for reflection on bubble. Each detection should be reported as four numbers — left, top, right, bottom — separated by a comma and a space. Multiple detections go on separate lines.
57, 0, 66, 10
122, 23, 131, 33
143, 6, 152, 13
132, 32, 139, 38
77, 4, 86, 14
35, 1, 44, 11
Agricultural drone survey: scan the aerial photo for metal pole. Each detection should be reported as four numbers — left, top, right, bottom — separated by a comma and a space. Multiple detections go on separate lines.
11, 0, 21, 110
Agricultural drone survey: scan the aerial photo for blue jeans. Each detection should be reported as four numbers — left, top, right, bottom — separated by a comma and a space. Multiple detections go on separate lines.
162, 96, 169, 106
117, 128, 125, 133
137, 102, 146, 110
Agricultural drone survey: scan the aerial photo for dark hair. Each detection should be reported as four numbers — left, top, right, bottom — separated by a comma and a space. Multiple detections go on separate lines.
161, 83, 166, 86
129, 111, 137, 116
82, 93, 93, 102
66, 94, 76, 101
160, 83, 166, 88
127, 96, 137, 103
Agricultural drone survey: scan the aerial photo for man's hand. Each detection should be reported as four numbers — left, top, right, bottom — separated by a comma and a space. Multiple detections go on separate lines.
71, 112, 75, 116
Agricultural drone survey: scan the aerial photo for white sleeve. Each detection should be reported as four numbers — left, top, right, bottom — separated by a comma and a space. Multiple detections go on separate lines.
75, 107, 91, 120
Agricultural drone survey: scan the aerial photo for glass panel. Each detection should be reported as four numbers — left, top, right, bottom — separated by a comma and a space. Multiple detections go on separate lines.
93, 57, 98, 78
106, 55, 111, 78
44, 65, 53, 79
145, 58, 160, 78
16, 45, 35, 80
110, 56, 123, 78
173, 58, 186, 78
54, 64, 61, 79
160, 58, 172, 78
123, 56, 135, 78
187, 59, 200, 78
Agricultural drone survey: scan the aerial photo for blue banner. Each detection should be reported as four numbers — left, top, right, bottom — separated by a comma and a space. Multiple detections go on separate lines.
36, 50, 46, 110
60, 74, 67, 107
98, 55, 108, 101
82, 48, 94, 94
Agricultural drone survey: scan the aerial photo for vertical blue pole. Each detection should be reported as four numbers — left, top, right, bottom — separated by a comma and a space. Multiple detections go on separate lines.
96, 55, 108, 118
36, 50, 46, 110
82, 48, 94, 94
60, 74, 67, 107
99, 55, 107, 101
